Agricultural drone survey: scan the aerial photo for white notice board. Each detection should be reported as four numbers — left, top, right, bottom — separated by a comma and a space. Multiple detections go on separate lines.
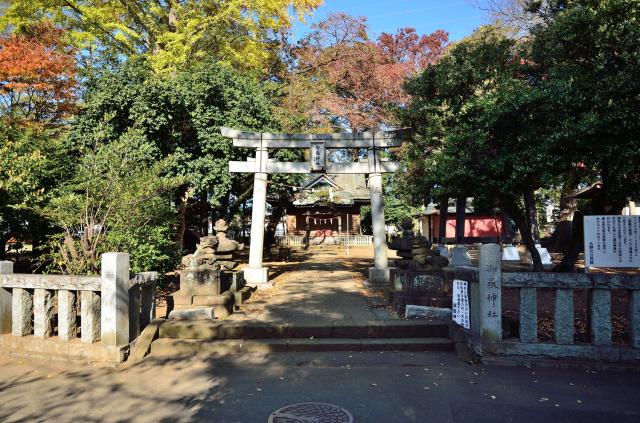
584, 215, 640, 268
452, 279, 470, 329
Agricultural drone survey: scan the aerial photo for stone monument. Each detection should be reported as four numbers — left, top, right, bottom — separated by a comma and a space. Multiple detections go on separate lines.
388, 220, 451, 314
212, 219, 244, 270
171, 219, 244, 319
389, 220, 449, 272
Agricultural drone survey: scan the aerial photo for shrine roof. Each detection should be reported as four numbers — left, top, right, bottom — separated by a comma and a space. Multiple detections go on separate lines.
420, 199, 475, 216
291, 173, 370, 207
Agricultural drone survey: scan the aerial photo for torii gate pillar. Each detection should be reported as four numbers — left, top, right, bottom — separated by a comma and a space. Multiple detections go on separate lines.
223, 127, 406, 290
367, 171, 390, 286
244, 146, 271, 288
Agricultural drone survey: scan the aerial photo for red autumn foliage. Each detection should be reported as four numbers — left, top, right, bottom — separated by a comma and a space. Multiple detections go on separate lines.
0, 22, 76, 124
294, 13, 448, 131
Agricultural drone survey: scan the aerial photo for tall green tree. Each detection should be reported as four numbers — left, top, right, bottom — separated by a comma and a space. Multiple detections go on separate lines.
401, 26, 567, 270
523, 0, 640, 269
402, 0, 640, 271
0, 0, 322, 74
0, 23, 77, 261
69, 59, 299, 255
526, 0, 640, 214
0, 124, 71, 260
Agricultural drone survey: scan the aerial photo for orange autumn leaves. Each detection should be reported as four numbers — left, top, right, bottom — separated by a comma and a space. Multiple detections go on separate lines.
0, 22, 76, 125
290, 13, 448, 132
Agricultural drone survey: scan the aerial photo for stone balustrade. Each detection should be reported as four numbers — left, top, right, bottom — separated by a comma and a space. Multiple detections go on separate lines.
0, 253, 157, 362
455, 244, 640, 362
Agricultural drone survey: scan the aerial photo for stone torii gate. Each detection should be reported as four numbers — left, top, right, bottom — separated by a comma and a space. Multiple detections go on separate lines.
221, 127, 406, 290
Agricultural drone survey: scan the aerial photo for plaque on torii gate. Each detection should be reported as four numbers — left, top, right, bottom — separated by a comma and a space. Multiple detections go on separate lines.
222, 127, 407, 289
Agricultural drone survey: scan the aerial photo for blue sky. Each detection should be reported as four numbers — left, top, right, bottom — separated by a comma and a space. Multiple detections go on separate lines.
292, 0, 488, 42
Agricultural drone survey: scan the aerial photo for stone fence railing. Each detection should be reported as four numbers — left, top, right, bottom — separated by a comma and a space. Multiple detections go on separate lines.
456, 244, 640, 363
0, 253, 157, 362
276, 235, 373, 247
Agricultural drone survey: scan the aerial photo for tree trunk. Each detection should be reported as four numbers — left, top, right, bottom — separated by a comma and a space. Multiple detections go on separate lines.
455, 194, 466, 245
199, 194, 209, 235
0, 236, 7, 260
554, 173, 625, 271
501, 209, 512, 243
524, 190, 540, 244
546, 172, 579, 252
553, 211, 584, 272
438, 196, 448, 244
176, 186, 190, 251
503, 198, 543, 271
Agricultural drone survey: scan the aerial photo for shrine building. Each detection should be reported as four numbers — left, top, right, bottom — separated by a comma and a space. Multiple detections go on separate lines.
284, 173, 370, 240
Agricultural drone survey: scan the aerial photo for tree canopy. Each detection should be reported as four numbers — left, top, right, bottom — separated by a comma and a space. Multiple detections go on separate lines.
1, 0, 322, 74
279, 12, 448, 132
400, 0, 640, 270
3, 0, 638, 274
0, 22, 76, 123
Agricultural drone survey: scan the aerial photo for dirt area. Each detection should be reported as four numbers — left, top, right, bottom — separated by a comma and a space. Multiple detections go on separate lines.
155, 245, 397, 320
502, 288, 632, 345
154, 245, 635, 343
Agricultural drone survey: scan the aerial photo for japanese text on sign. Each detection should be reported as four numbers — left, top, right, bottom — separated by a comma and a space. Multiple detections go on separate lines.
310, 141, 325, 171
452, 279, 470, 329
584, 216, 640, 267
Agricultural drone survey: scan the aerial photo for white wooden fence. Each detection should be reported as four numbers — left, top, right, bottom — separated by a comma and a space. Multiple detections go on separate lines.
276, 235, 373, 247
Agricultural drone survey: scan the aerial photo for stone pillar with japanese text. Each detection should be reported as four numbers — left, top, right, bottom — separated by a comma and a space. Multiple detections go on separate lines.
478, 243, 502, 352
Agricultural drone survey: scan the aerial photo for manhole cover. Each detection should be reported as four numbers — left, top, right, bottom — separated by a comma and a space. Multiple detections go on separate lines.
268, 402, 354, 423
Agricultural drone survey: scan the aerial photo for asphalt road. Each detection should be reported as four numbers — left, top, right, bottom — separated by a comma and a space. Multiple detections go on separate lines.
1, 351, 639, 423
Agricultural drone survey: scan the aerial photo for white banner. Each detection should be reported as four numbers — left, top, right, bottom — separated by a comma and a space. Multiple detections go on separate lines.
584, 215, 640, 268
452, 279, 470, 329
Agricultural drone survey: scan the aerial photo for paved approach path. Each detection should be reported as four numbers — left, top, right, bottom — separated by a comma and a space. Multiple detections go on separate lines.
1, 351, 639, 422
228, 247, 394, 323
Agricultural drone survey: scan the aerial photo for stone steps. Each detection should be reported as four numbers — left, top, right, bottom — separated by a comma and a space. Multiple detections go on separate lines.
158, 320, 449, 340
149, 337, 454, 356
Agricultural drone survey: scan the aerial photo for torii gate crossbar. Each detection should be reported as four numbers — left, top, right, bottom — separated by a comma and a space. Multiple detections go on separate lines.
221, 127, 407, 290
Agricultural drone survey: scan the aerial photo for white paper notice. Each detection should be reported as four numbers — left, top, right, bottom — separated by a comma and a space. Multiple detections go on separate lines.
584, 216, 640, 268
452, 279, 470, 329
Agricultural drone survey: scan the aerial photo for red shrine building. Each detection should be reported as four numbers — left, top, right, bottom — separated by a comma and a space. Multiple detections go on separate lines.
417, 199, 510, 243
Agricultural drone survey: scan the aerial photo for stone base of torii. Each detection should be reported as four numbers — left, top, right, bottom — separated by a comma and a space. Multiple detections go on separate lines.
221, 127, 406, 290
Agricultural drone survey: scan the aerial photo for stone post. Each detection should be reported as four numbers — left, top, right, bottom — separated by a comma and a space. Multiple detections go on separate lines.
519, 288, 537, 343
12, 288, 33, 336
478, 243, 502, 352
244, 146, 270, 288
0, 261, 13, 334
58, 290, 77, 341
367, 171, 390, 286
140, 283, 156, 329
81, 291, 100, 343
554, 289, 574, 345
33, 288, 54, 338
590, 289, 612, 346
100, 253, 130, 347
128, 285, 141, 342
